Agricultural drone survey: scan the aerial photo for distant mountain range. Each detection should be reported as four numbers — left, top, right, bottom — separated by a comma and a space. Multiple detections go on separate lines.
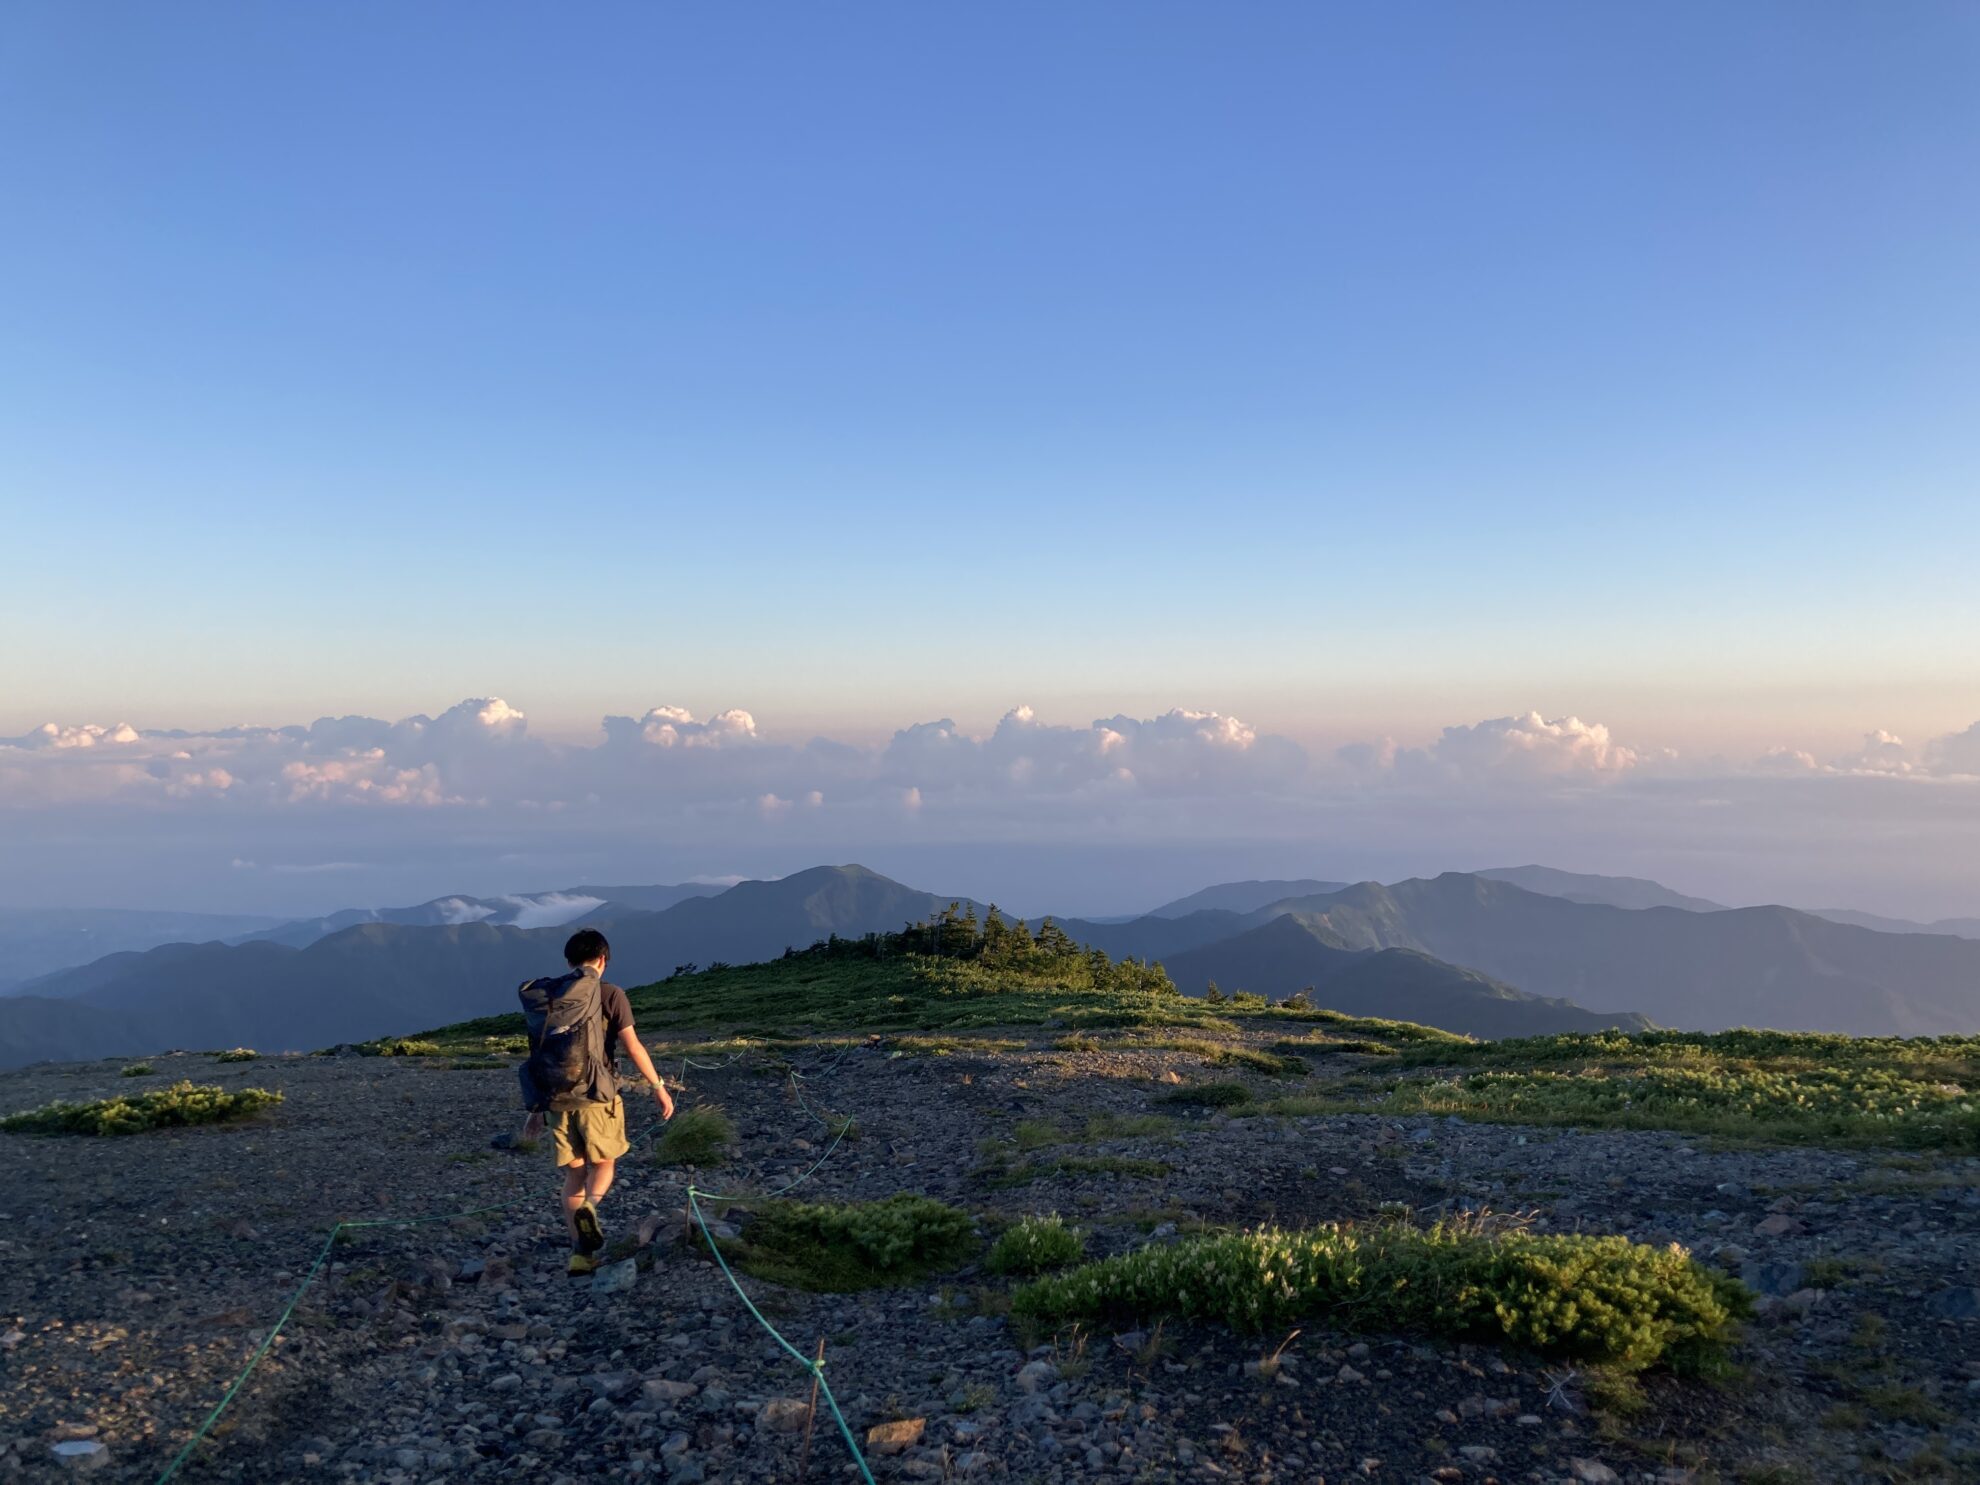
5, 862, 1978, 1071
231, 884, 725, 949
1155, 915, 1649, 1039
1249, 874, 1980, 1037
1146, 879, 1350, 918
0, 867, 976, 1068
1803, 907, 1980, 940
0, 907, 286, 992
1472, 865, 1728, 914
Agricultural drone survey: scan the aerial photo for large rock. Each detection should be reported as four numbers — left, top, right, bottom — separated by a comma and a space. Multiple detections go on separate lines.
591, 1259, 638, 1294
1926, 1286, 1980, 1319
1015, 1359, 1058, 1393
50, 1442, 108, 1473
643, 1377, 700, 1405
865, 1417, 926, 1454
1741, 1260, 1806, 1297
757, 1397, 812, 1433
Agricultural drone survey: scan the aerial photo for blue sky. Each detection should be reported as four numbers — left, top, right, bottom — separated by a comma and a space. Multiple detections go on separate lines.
3, 5, 1980, 916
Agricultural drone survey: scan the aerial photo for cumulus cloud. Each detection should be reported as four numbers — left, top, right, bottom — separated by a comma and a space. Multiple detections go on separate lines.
1926, 721, 1980, 778
1343, 712, 1644, 786
881, 705, 1301, 797
10, 722, 144, 750
1753, 745, 1820, 774
8, 699, 1980, 846
602, 707, 759, 749
1832, 729, 1916, 776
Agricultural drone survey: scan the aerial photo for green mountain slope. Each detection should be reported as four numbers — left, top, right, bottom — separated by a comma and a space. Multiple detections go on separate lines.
1474, 865, 1727, 913
1260, 874, 1980, 1035
1158, 913, 1651, 1038
1146, 879, 1350, 918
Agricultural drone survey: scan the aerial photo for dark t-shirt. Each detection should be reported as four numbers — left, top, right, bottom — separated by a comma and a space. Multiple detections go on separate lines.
600, 981, 634, 1057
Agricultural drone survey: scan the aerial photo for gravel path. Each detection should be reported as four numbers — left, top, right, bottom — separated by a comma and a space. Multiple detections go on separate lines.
1, 1039, 1975, 1483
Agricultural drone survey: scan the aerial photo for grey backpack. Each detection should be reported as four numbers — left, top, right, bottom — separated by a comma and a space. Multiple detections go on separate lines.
518, 969, 614, 1112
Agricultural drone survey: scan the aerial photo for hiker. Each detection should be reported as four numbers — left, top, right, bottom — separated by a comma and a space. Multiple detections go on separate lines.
518, 928, 674, 1274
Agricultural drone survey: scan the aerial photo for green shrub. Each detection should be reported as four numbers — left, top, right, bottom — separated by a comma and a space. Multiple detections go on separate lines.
987, 1214, 1085, 1275
1, 1081, 284, 1136
655, 1105, 735, 1166
120, 1063, 154, 1078
359, 1038, 444, 1058
726, 1193, 976, 1291
215, 1048, 258, 1063
1013, 1220, 1750, 1375
1161, 1081, 1254, 1108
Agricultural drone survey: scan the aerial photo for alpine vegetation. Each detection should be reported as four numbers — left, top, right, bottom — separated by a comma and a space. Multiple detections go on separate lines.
1013, 1220, 1749, 1375
986, 1214, 1086, 1275
0, 1081, 283, 1136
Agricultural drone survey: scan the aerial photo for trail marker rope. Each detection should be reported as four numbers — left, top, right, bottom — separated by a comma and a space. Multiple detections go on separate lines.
686, 1184, 878, 1485
153, 1200, 531, 1484
152, 1040, 870, 1484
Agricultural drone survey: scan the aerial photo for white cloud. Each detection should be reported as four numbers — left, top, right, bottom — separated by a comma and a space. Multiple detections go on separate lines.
9, 721, 142, 750
498, 893, 607, 929
7, 698, 1980, 855
1345, 711, 1644, 786
1926, 721, 1980, 778
602, 706, 759, 749
1833, 729, 1916, 776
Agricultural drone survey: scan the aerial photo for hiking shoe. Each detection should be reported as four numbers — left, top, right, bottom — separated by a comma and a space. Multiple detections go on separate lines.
572, 1202, 605, 1255
567, 1251, 599, 1276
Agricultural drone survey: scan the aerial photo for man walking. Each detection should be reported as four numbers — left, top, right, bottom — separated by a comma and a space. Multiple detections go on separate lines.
519, 928, 674, 1274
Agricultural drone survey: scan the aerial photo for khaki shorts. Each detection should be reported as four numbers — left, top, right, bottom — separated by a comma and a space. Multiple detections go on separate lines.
549, 1096, 629, 1165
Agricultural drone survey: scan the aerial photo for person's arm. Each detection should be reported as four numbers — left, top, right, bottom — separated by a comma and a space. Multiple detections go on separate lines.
620, 1025, 676, 1120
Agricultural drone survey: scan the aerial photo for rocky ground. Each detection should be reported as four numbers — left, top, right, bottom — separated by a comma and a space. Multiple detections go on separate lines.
0, 1036, 1976, 1484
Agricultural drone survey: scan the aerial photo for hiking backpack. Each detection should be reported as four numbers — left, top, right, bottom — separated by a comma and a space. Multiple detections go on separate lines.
517, 969, 615, 1112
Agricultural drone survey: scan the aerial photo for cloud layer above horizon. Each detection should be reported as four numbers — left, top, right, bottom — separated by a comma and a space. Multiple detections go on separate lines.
8, 696, 1980, 811
7, 698, 1980, 919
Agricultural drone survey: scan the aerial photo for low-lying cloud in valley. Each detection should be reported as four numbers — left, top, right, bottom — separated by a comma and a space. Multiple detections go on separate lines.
5, 699, 1980, 919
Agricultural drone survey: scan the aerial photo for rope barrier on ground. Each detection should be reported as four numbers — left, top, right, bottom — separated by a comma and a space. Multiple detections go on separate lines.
686, 1184, 878, 1485
153, 1199, 534, 1484
152, 1039, 871, 1484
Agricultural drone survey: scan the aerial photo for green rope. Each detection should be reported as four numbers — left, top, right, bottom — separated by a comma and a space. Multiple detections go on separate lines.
686, 1185, 878, 1485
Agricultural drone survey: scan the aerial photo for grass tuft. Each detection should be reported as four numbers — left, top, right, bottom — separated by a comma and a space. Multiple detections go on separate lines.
1, 1081, 283, 1136
986, 1214, 1086, 1275
120, 1063, 154, 1078
654, 1105, 736, 1166
214, 1048, 258, 1063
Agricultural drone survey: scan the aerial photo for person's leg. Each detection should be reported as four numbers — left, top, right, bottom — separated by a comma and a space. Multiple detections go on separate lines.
561, 1159, 590, 1245
585, 1157, 616, 1210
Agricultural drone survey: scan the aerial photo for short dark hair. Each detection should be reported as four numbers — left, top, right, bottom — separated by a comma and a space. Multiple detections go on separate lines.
565, 928, 610, 967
